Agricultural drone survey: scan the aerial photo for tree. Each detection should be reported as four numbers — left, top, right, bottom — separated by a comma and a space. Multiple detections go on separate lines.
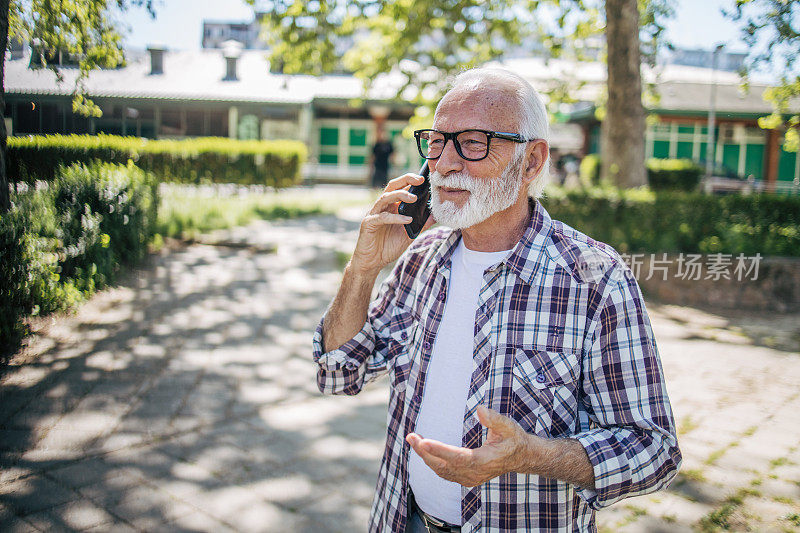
725, 0, 800, 152
602, 0, 645, 187
0, 0, 157, 211
258, 0, 672, 188
1, 0, 10, 211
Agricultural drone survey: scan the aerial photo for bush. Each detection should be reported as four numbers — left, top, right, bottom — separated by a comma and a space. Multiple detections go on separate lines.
1, 162, 159, 357
48, 161, 158, 294
578, 155, 703, 191
541, 187, 800, 257
646, 158, 703, 191
0, 207, 32, 358
7, 134, 308, 187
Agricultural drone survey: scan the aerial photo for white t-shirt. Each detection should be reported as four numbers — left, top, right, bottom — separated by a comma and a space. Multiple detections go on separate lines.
408, 239, 511, 524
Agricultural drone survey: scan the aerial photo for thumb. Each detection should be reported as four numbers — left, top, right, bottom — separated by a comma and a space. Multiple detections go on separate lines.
476, 406, 515, 435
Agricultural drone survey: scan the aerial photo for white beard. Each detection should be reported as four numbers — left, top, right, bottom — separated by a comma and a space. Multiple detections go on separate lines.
428, 151, 525, 230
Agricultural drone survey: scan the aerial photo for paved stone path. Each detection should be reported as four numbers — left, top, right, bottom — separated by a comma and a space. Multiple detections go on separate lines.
2, 198, 799, 532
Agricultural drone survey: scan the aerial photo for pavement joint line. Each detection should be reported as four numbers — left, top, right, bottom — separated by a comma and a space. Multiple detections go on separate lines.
165, 367, 208, 431
87, 348, 182, 451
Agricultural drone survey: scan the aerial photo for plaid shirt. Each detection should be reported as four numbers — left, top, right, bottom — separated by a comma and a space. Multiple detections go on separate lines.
313, 201, 681, 532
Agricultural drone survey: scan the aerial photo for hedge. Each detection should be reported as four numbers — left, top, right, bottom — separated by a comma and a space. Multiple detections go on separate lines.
542, 187, 800, 257
578, 155, 703, 191
7, 134, 307, 187
1, 161, 158, 360
646, 158, 703, 191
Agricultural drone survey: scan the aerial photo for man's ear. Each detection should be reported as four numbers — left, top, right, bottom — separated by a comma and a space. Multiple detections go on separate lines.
522, 140, 549, 185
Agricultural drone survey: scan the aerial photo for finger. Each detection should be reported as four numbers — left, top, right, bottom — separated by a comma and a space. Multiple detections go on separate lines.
407, 434, 450, 471
370, 188, 419, 215
414, 437, 474, 464
477, 406, 520, 438
385, 173, 425, 193
363, 211, 412, 229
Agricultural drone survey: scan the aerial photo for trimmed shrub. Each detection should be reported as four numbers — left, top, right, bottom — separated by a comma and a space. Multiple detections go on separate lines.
7, 134, 307, 187
646, 158, 703, 191
542, 187, 800, 257
579, 155, 703, 191
1, 162, 159, 357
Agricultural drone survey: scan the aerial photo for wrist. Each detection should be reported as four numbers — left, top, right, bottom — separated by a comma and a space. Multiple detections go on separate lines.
516, 432, 545, 475
345, 260, 381, 283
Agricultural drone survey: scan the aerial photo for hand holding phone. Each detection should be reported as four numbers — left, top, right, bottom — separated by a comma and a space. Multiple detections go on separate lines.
397, 162, 431, 239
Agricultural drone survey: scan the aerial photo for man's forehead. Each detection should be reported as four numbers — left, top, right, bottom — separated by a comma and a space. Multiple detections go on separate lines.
433, 86, 518, 131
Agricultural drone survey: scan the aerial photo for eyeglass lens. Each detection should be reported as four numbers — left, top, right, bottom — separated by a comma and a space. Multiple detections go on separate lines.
418, 130, 490, 161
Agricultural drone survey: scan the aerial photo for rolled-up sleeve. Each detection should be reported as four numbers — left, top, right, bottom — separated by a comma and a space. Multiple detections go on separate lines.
574, 268, 682, 509
312, 260, 404, 396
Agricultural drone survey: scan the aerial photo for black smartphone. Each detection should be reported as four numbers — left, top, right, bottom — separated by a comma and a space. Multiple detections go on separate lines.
398, 162, 431, 239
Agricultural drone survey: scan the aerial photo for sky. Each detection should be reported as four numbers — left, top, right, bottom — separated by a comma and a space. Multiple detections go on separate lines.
118, 0, 757, 58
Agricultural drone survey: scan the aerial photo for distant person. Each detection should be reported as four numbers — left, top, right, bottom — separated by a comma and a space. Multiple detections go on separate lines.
371, 131, 395, 189
313, 67, 681, 532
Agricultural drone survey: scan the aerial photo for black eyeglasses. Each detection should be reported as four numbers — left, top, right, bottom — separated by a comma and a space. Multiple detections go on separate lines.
414, 129, 536, 161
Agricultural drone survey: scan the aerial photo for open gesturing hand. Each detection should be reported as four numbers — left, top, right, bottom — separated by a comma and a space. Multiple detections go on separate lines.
406, 406, 532, 487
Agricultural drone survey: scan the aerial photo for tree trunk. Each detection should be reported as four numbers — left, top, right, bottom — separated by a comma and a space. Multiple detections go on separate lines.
0, 0, 9, 212
602, 0, 646, 188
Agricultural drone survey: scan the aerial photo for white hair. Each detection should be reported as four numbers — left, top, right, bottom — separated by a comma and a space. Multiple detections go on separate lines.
441, 67, 551, 199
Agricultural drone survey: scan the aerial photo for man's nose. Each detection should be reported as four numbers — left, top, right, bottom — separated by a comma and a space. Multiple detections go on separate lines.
432, 138, 464, 175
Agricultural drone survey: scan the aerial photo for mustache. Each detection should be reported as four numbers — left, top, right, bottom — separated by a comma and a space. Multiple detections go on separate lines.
429, 171, 479, 191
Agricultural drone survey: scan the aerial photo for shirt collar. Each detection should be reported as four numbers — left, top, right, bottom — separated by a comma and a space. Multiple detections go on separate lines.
430, 199, 554, 286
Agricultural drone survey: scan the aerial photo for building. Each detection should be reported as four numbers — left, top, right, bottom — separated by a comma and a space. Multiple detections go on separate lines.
494, 56, 799, 188
5, 43, 798, 188
4, 45, 420, 183
202, 14, 267, 50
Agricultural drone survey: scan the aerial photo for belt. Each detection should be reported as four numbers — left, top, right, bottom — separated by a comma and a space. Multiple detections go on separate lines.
408, 490, 461, 533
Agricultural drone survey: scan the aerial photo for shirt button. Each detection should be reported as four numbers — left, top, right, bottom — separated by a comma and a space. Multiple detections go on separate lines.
437, 290, 446, 301
423, 341, 431, 351
412, 393, 421, 403
536, 373, 547, 383
400, 331, 408, 341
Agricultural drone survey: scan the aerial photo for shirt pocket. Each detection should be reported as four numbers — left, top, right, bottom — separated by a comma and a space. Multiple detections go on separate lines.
507, 347, 581, 438
387, 306, 417, 395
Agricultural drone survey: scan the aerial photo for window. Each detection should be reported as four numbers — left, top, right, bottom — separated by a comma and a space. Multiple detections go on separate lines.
208, 110, 228, 137
186, 110, 205, 136
319, 126, 339, 165
348, 128, 368, 166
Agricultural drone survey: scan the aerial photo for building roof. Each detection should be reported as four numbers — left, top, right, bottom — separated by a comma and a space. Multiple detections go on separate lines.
493, 56, 779, 115
5, 47, 785, 115
5, 48, 400, 105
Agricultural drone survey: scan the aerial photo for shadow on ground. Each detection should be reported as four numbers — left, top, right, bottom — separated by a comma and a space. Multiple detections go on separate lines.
1, 214, 388, 532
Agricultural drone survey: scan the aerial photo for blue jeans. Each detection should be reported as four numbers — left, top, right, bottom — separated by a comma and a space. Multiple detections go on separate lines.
405, 505, 431, 533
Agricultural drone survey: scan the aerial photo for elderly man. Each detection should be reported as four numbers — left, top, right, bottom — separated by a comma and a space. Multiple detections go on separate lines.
312, 68, 681, 533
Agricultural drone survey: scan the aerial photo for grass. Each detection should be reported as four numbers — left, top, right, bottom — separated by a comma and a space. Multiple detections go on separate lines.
678, 415, 699, 436
770, 457, 791, 469
696, 487, 763, 532
705, 440, 741, 466
680, 468, 707, 482
615, 505, 648, 528
784, 513, 800, 527
155, 184, 372, 241
742, 425, 758, 437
